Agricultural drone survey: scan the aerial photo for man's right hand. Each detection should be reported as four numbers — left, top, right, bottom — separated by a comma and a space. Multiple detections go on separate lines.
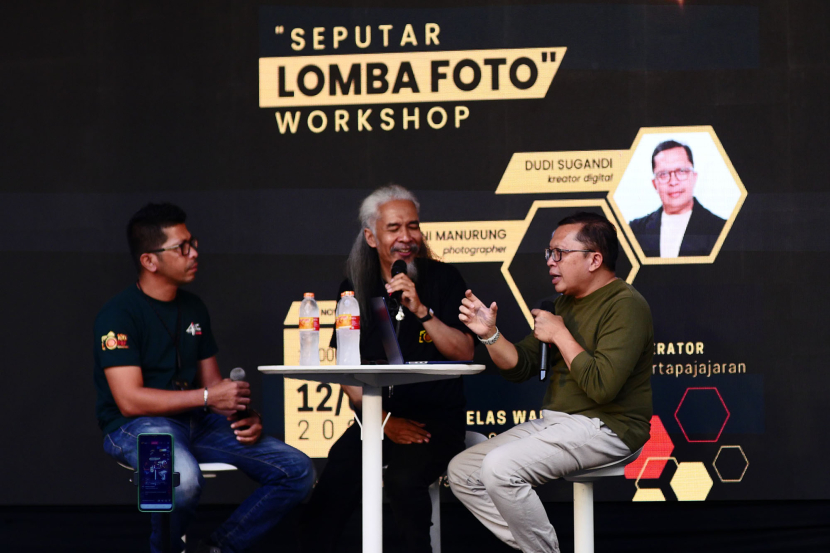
459, 289, 498, 339
384, 416, 431, 444
207, 378, 251, 415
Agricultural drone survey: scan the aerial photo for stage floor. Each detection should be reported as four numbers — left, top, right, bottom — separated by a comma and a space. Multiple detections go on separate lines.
2, 500, 829, 552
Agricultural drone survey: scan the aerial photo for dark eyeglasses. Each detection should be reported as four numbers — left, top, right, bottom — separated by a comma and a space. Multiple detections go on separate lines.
148, 237, 198, 257
654, 168, 694, 184
544, 247, 594, 262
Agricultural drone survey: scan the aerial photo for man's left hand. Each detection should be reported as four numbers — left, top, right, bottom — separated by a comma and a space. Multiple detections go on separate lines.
228, 412, 263, 445
386, 273, 427, 318
531, 309, 568, 345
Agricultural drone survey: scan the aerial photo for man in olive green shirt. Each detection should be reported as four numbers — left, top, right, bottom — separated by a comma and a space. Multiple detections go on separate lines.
448, 212, 653, 553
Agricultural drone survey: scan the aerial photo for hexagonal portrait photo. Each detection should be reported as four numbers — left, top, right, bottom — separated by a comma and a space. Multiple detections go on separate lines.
611, 127, 746, 264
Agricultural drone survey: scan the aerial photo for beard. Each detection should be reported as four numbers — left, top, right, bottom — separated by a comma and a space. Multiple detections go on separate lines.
390, 242, 421, 282
405, 259, 418, 283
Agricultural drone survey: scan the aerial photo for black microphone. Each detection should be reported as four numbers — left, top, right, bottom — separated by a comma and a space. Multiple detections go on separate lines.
389, 260, 408, 308
538, 301, 556, 381
229, 367, 251, 426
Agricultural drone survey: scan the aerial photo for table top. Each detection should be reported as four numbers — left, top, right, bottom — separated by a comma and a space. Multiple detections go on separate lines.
258, 364, 485, 387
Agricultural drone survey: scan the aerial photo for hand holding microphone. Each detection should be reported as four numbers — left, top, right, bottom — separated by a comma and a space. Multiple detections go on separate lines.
230, 367, 249, 416
229, 367, 262, 444
535, 301, 556, 381
389, 260, 408, 321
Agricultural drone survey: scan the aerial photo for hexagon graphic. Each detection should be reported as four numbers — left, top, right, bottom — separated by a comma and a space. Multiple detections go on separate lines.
675, 387, 730, 443
625, 415, 674, 479
502, 199, 640, 326
608, 125, 747, 265
632, 489, 666, 502
713, 445, 749, 483
633, 456, 678, 502
670, 462, 713, 501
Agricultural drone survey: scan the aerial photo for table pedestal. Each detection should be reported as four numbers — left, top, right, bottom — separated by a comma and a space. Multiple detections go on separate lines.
362, 386, 383, 552
258, 364, 484, 553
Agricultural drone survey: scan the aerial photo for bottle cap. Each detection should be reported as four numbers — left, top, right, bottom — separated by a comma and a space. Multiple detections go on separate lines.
341, 291, 355, 297
303, 292, 315, 298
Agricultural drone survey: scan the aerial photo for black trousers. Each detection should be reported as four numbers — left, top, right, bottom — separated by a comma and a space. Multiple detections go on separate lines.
299, 419, 464, 553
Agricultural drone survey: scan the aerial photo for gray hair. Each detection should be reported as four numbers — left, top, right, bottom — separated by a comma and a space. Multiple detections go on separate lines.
358, 184, 420, 234
346, 184, 430, 318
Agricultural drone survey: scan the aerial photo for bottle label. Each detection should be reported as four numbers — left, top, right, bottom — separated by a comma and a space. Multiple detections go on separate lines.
299, 317, 319, 331
336, 314, 360, 330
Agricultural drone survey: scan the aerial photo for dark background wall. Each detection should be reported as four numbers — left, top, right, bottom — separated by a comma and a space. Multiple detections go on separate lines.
0, 0, 827, 507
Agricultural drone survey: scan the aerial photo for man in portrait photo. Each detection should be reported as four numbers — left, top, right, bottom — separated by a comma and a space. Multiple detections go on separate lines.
629, 140, 726, 258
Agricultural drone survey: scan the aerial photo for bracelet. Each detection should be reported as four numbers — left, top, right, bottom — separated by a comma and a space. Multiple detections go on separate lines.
203, 387, 209, 411
478, 327, 500, 346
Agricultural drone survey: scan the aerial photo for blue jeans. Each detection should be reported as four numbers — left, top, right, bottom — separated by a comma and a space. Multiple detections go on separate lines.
104, 411, 314, 553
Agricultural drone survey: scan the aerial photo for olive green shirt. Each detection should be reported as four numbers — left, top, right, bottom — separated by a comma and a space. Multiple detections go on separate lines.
502, 279, 653, 452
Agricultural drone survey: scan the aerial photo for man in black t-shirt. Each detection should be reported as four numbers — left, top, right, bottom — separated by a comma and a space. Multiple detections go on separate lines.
94, 203, 313, 553
299, 185, 475, 553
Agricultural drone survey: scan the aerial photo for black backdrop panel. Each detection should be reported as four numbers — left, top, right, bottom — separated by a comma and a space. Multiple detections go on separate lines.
0, 0, 828, 505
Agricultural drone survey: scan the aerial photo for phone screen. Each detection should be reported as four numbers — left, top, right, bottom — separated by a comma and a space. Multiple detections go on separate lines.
137, 433, 174, 512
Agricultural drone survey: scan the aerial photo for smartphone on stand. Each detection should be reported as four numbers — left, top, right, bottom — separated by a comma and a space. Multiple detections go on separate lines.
137, 433, 174, 512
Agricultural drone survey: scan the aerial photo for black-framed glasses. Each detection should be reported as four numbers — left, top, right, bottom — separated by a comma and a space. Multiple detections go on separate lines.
148, 237, 198, 257
654, 168, 694, 184
544, 247, 595, 262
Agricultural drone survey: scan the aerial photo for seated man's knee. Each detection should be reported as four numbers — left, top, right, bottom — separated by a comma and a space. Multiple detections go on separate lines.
447, 450, 474, 486
263, 442, 315, 495
175, 459, 204, 508
479, 450, 515, 492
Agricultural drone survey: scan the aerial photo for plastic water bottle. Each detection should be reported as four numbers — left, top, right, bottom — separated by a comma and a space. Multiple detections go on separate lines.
336, 291, 361, 366
299, 293, 320, 366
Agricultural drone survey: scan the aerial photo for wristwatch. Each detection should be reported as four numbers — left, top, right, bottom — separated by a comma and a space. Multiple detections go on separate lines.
418, 307, 434, 323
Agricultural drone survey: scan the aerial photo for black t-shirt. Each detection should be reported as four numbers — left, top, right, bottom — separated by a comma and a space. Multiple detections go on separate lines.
333, 259, 473, 425
93, 285, 218, 435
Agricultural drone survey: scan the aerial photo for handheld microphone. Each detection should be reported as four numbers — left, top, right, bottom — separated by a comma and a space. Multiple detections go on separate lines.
538, 301, 556, 381
390, 260, 408, 322
229, 367, 251, 425
390, 260, 408, 305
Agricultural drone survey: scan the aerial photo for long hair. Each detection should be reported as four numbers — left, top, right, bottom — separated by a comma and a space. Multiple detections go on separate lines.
345, 185, 433, 318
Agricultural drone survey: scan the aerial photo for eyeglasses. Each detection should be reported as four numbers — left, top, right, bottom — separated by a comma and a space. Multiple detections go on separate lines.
654, 168, 694, 184
544, 247, 595, 262
148, 237, 198, 257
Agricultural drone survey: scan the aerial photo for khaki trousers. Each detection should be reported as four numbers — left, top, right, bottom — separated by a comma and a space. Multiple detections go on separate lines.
447, 410, 630, 553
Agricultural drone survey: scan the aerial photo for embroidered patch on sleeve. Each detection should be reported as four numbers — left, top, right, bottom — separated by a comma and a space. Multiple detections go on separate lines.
101, 331, 129, 350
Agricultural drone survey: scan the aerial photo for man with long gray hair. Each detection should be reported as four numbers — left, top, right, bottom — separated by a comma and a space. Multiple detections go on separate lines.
299, 184, 475, 553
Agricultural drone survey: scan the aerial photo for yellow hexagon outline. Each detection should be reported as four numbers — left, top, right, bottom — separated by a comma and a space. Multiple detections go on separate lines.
670, 461, 714, 501
607, 125, 748, 265
501, 199, 641, 326
712, 445, 749, 483
634, 456, 679, 491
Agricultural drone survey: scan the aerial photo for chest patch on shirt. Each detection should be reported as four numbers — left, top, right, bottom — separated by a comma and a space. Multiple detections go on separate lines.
101, 331, 129, 350
186, 322, 202, 336
419, 330, 433, 344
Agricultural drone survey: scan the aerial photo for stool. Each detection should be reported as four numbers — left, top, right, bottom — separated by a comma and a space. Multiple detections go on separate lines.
116, 460, 238, 548
116, 460, 238, 480
429, 431, 488, 553
562, 447, 643, 553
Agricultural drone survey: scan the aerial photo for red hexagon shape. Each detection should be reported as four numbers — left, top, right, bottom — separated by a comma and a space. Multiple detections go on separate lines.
625, 415, 674, 479
675, 387, 730, 443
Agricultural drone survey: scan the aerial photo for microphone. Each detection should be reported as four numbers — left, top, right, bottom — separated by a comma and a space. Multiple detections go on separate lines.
390, 260, 408, 321
229, 367, 250, 425
538, 301, 556, 381
390, 260, 407, 304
